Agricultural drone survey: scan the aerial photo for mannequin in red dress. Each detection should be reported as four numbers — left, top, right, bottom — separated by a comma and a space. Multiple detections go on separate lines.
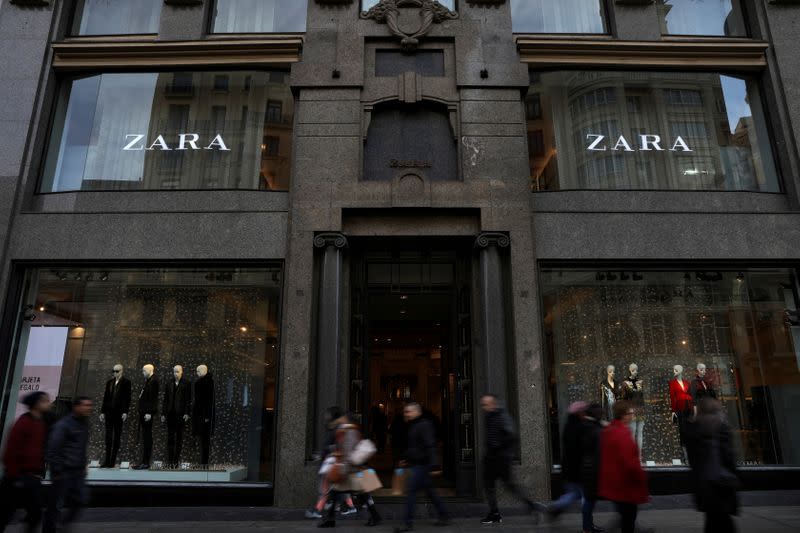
669, 365, 693, 461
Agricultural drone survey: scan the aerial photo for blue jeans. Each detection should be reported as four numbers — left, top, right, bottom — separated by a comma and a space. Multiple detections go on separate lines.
404, 465, 448, 526
551, 481, 582, 511
582, 496, 596, 531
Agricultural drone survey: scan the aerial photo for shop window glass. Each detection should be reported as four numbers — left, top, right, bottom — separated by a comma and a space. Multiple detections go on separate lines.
541, 268, 800, 467
511, 0, 606, 34
212, 0, 307, 33
527, 71, 779, 192
657, 0, 746, 37
2, 267, 282, 482
40, 71, 294, 192
71, 0, 161, 36
362, 0, 455, 10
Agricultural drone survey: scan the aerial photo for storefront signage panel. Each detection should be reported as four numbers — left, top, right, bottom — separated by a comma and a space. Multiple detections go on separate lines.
41, 71, 294, 192
526, 71, 779, 192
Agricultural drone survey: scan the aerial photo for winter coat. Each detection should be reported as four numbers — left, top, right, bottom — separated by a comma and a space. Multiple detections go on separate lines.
561, 413, 584, 482
101, 376, 132, 417
46, 415, 89, 475
580, 417, 602, 501
686, 413, 739, 515
192, 373, 215, 435
405, 417, 437, 467
138, 376, 159, 419
485, 408, 515, 460
2, 413, 46, 478
597, 419, 649, 504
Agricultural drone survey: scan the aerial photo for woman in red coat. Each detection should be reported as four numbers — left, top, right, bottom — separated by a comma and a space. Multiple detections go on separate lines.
597, 401, 649, 533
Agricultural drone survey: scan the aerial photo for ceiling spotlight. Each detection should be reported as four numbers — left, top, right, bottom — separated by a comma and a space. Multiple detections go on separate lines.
39, 306, 45, 312
400, 295, 408, 300
400, 310, 407, 315
240, 326, 248, 332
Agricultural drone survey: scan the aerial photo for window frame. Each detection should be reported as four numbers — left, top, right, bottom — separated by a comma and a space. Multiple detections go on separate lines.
509, 0, 611, 36
657, 0, 751, 39
35, 67, 296, 195
207, 0, 309, 36
67, 0, 163, 38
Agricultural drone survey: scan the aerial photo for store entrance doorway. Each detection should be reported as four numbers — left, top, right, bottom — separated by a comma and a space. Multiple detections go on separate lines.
349, 241, 476, 497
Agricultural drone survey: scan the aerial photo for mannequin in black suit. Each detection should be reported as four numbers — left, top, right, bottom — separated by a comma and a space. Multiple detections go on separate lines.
134, 364, 159, 470
161, 365, 191, 467
192, 364, 215, 466
100, 364, 131, 467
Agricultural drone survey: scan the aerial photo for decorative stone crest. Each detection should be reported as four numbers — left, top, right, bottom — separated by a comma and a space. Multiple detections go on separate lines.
361, 0, 458, 52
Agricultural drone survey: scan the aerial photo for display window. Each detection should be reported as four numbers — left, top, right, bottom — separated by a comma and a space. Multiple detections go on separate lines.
526, 71, 779, 192
1, 267, 281, 482
541, 268, 800, 468
40, 71, 293, 193
510, 0, 607, 34
656, 0, 746, 37
71, 0, 162, 36
211, 0, 307, 33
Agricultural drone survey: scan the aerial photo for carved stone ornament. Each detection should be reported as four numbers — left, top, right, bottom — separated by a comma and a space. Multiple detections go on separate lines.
768, 0, 800, 4
475, 232, 510, 249
361, 0, 458, 52
10, 0, 50, 6
313, 232, 349, 249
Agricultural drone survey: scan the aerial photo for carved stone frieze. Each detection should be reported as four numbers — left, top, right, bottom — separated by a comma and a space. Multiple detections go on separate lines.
361, 0, 458, 52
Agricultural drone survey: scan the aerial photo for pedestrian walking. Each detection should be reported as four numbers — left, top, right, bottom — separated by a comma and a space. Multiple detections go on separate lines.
0, 391, 50, 533
580, 403, 604, 533
548, 401, 588, 520
394, 402, 450, 532
43, 396, 93, 533
307, 407, 358, 520
479, 393, 538, 524
597, 401, 649, 533
686, 397, 739, 533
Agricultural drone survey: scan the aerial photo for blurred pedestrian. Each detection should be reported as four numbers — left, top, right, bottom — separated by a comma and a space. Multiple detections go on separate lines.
687, 398, 739, 533
580, 403, 604, 533
394, 402, 450, 532
597, 401, 649, 533
390, 408, 407, 468
548, 401, 588, 520
0, 391, 50, 533
43, 396, 93, 533
479, 394, 537, 524
307, 407, 358, 520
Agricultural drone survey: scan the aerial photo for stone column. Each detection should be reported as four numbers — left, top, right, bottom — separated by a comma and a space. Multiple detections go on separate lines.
475, 232, 511, 399
312, 232, 348, 448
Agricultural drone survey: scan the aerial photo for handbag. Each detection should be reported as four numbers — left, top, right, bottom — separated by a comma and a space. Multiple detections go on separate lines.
354, 468, 383, 493
390, 467, 409, 496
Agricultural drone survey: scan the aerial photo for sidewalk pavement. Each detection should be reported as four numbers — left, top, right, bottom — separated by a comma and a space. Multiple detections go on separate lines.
7, 491, 799, 532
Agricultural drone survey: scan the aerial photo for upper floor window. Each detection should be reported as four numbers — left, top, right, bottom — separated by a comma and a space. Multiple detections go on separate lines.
362, 0, 455, 10
40, 71, 294, 193
511, 0, 606, 34
526, 71, 779, 192
212, 0, 307, 33
71, 0, 161, 36
657, 0, 746, 37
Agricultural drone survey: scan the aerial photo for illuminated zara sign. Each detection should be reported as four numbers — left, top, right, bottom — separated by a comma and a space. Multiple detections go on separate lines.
586, 134, 692, 153
123, 133, 230, 151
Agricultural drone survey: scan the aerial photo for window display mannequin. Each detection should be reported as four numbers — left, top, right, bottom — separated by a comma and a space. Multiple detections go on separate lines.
621, 363, 645, 459
669, 365, 693, 459
100, 364, 131, 468
192, 364, 215, 466
600, 365, 618, 421
162, 365, 191, 467
690, 363, 717, 415
133, 364, 159, 470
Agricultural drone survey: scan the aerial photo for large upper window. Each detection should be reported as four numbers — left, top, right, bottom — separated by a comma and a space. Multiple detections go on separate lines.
542, 268, 800, 467
2, 266, 282, 482
511, 0, 606, 34
526, 71, 779, 192
71, 0, 161, 36
41, 71, 294, 193
212, 0, 307, 33
657, 0, 746, 37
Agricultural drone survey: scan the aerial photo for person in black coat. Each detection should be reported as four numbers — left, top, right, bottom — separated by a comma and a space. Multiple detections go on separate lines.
549, 402, 588, 518
134, 364, 159, 470
580, 403, 603, 533
686, 398, 739, 533
396, 402, 450, 532
480, 394, 537, 524
100, 364, 131, 468
192, 365, 215, 466
161, 365, 191, 467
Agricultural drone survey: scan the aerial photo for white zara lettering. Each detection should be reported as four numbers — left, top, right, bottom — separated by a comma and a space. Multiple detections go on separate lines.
584, 133, 693, 153
123, 134, 230, 151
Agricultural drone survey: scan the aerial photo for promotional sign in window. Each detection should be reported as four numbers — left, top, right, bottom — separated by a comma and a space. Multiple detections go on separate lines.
41, 71, 293, 192
526, 71, 779, 192
15, 327, 68, 418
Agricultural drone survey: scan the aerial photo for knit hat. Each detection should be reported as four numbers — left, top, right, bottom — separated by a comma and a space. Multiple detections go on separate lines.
21, 391, 47, 409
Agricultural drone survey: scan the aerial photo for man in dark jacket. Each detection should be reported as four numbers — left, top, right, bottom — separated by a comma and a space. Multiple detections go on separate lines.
43, 397, 92, 533
549, 401, 588, 519
0, 391, 50, 533
395, 402, 450, 532
480, 394, 537, 524
580, 403, 604, 533
100, 364, 131, 468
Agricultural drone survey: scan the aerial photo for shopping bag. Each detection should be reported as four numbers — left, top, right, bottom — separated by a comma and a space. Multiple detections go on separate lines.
390, 467, 409, 496
354, 468, 383, 493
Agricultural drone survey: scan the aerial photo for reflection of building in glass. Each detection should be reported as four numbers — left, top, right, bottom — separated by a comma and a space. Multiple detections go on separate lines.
141, 72, 293, 190
527, 72, 776, 191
